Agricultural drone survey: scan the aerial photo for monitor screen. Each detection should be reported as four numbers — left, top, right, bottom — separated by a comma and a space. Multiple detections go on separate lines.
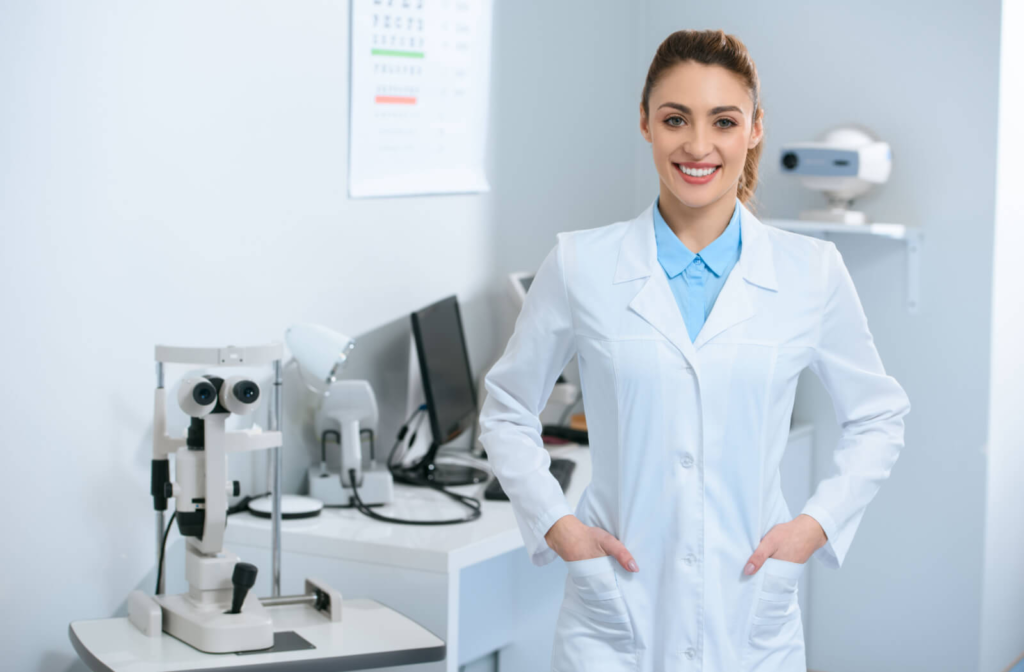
411, 295, 477, 446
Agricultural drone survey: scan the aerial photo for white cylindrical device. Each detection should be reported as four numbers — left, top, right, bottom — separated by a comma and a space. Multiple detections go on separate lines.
220, 376, 261, 416
178, 377, 218, 417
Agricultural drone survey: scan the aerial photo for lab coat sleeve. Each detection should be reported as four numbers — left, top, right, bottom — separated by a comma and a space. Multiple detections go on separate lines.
800, 242, 911, 570
478, 235, 577, 567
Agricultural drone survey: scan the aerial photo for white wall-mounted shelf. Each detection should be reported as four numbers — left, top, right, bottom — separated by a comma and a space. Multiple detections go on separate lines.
765, 219, 923, 314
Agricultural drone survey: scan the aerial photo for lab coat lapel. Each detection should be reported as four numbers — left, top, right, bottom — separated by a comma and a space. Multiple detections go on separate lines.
614, 201, 701, 372
693, 201, 778, 350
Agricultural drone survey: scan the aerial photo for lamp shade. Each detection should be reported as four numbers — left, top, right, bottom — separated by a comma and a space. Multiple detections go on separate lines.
285, 323, 356, 384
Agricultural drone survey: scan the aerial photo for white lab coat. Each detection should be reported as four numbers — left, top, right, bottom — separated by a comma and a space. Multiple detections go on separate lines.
477, 200, 910, 672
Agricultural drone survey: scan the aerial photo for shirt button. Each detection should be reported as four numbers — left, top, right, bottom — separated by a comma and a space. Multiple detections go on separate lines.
680, 452, 694, 468
685, 647, 696, 659
685, 554, 697, 566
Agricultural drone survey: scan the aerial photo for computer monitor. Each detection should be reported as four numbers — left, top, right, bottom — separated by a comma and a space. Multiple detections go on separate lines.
397, 295, 488, 487
507, 271, 534, 309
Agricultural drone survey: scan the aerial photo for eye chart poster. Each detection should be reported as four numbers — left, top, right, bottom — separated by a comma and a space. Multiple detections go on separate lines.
348, 0, 494, 197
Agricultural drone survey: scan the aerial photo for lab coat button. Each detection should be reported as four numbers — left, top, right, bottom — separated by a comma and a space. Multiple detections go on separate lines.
684, 647, 696, 659
684, 554, 696, 566
680, 452, 694, 468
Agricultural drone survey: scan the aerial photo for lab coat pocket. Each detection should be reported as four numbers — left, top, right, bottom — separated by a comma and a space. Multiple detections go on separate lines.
748, 557, 805, 650
552, 555, 639, 672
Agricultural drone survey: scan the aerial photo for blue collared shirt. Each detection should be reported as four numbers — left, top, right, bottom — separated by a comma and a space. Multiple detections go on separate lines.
653, 197, 743, 342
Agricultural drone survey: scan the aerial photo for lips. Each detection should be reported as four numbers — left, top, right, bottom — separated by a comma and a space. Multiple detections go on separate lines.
675, 163, 721, 184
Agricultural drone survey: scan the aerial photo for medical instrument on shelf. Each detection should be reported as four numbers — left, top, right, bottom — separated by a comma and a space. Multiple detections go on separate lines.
779, 125, 892, 224
132, 343, 345, 654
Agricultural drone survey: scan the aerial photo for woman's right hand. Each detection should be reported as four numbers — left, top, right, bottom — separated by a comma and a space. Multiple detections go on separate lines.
544, 515, 639, 573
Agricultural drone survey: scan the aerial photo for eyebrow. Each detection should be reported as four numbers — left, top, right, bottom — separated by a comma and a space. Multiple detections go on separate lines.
657, 103, 744, 115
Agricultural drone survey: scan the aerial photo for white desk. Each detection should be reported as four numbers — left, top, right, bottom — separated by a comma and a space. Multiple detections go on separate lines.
226, 445, 591, 572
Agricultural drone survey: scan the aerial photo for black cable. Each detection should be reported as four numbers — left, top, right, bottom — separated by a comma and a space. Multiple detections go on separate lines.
387, 406, 428, 470
348, 467, 482, 525
227, 492, 271, 516
155, 511, 177, 595
156, 493, 268, 595
401, 411, 430, 470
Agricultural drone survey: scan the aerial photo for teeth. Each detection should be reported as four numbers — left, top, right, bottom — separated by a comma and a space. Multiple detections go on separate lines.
678, 165, 718, 177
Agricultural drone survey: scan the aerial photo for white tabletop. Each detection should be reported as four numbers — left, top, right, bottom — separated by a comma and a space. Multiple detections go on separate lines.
223, 445, 592, 573
70, 599, 445, 672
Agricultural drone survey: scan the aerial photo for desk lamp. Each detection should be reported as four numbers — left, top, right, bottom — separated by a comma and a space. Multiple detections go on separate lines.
282, 323, 394, 508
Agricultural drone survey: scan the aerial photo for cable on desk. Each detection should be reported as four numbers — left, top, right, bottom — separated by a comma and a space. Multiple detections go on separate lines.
348, 467, 481, 525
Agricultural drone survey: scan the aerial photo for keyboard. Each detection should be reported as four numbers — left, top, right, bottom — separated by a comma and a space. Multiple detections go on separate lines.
484, 457, 576, 501
541, 424, 589, 444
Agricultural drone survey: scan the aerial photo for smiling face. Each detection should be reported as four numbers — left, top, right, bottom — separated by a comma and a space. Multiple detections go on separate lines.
640, 60, 763, 212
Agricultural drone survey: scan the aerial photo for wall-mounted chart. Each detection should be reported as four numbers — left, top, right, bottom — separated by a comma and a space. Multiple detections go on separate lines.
349, 0, 493, 197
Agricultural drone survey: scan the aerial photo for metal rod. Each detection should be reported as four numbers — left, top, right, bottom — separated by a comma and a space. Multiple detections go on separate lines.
259, 593, 317, 608
271, 358, 283, 597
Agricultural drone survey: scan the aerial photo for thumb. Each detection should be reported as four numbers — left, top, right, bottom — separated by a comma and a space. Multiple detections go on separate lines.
598, 532, 639, 573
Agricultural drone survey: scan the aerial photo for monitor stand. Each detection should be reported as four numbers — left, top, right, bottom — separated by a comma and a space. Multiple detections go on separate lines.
392, 441, 489, 487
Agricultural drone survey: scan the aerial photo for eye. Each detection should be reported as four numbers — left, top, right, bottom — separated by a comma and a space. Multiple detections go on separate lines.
665, 115, 685, 127
715, 118, 738, 128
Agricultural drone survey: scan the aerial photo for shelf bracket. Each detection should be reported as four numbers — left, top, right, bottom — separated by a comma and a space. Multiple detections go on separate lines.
768, 220, 923, 315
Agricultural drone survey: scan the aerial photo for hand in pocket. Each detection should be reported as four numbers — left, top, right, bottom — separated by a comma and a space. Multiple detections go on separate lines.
743, 514, 827, 575
545, 515, 639, 572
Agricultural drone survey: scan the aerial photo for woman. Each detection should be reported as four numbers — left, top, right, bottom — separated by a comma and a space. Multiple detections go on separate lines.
478, 29, 910, 672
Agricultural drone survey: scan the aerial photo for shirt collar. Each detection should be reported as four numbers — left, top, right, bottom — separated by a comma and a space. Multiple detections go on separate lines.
653, 196, 742, 278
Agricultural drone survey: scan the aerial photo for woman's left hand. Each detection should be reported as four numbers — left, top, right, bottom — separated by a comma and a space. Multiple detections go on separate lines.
743, 514, 828, 575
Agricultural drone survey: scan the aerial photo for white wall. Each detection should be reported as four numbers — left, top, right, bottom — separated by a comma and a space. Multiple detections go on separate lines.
0, 2, 496, 669
980, 0, 1024, 669
635, 2, 1001, 671
486, 0, 643, 350
4, 2, 1018, 671
0, 1, 642, 670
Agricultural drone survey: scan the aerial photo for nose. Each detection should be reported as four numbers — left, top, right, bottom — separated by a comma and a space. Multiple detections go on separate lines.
683, 124, 713, 160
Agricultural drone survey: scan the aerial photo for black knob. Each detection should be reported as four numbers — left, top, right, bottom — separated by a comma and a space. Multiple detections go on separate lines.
781, 152, 799, 170
232, 481, 241, 497
229, 562, 258, 614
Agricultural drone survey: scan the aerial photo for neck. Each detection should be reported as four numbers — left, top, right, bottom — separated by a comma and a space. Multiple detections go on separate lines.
657, 183, 739, 254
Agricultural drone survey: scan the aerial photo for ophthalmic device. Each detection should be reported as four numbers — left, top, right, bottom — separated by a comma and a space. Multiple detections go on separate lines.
130, 343, 342, 654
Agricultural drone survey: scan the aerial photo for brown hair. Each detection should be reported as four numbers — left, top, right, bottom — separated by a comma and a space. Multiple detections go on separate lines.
641, 29, 764, 207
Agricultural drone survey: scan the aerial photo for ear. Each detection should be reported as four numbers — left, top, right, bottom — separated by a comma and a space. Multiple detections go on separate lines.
639, 106, 652, 144
748, 108, 764, 150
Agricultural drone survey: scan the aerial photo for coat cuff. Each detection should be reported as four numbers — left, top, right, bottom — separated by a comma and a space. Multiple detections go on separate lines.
521, 497, 574, 567
800, 501, 841, 569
